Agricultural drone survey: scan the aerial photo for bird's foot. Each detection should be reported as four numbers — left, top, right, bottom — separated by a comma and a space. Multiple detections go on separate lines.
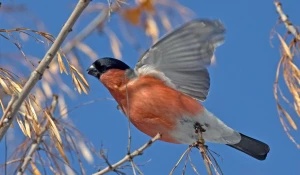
194, 122, 206, 133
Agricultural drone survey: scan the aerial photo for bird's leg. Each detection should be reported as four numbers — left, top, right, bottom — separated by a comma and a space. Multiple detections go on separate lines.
193, 122, 209, 155
194, 122, 206, 133
193, 122, 212, 175
188, 122, 207, 148
194, 122, 206, 145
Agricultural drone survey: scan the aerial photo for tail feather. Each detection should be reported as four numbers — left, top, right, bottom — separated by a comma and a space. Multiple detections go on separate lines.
227, 133, 270, 160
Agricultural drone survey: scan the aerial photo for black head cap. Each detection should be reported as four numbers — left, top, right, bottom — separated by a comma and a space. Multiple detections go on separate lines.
87, 57, 130, 79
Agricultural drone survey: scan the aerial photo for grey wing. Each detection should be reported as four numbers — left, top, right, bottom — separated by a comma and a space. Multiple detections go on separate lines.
135, 19, 225, 101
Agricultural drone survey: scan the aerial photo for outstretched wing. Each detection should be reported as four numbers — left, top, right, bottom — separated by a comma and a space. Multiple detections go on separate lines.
135, 19, 225, 101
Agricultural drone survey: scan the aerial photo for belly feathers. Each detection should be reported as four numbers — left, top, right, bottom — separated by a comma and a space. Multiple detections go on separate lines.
118, 76, 203, 143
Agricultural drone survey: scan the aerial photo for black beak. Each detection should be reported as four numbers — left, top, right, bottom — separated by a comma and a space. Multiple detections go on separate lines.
87, 64, 95, 74
87, 64, 100, 79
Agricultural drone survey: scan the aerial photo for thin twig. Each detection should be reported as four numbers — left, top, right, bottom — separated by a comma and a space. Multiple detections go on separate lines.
274, 2, 300, 40
125, 77, 132, 154
1, 158, 22, 166
131, 160, 143, 175
188, 154, 200, 175
99, 146, 124, 174
182, 149, 190, 175
58, 97, 115, 119
207, 149, 223, 175
5, 134, 7, 175
36, 151, 47, 175
93, 133, 161, 175
0, 5, 27, 12
130, 160, 137, 175
0, 0, 91, 142
203, 152, 221, 175
41, 144, 64, 173
50, 94, 58, 114
0, 95, 18, 127
16, 95, 59, 175
199, 145, 212, 175
169, 146, 192, 175
66, 131, 86, 175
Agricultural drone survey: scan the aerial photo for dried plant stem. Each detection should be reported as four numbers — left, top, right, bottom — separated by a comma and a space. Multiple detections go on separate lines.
130, 160, 137, 175
1, 158, 23, 166
17, 95, 58, 175
62, 2, 120, 55
17, 130, 47, 175
274, 2, 300, 40
125, 82, 132, 154
274, 1, 300, 147
199, 144, 212, 175
0, 0, 91, 141
0, 95, 18, 127
50, 94, 58, 114
94, 133, 161, 175
169, 146, 192, 175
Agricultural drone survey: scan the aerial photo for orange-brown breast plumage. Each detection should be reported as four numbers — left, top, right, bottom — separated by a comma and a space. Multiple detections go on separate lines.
100, 69, 204, 143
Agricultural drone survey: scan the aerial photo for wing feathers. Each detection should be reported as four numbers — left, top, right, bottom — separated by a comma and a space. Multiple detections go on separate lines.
135, 19, 225, 101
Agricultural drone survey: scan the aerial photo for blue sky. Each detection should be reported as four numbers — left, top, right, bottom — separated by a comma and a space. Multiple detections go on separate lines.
1, 0, 300, 174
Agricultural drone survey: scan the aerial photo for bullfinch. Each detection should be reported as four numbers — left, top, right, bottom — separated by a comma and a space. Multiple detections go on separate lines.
87, 19, 270, 160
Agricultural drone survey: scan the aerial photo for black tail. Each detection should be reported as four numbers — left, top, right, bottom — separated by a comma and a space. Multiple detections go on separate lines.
227, 133, 270, 160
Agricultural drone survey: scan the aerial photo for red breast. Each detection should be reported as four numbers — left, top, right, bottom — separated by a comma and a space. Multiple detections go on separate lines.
100, 69, 204, 143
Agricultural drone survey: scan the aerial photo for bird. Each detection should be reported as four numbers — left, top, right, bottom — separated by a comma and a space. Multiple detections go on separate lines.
87, 19, 270, 160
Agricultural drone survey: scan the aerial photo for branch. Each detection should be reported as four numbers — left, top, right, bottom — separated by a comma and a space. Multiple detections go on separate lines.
94, 133, 161, 175
274, 1, 300, 40
17, 95, 59, 175
199, 144, 212, 175
0, 0, 91, 141
0, 95, 18, 127
62, 2, 120, 55
169, 146, 192, 175
50, 94, 59, 114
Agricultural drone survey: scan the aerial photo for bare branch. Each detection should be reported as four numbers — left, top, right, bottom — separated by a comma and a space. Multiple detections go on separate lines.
94, 133, 161, 175
274, 2, 300, 40
0, 0, 91, 141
